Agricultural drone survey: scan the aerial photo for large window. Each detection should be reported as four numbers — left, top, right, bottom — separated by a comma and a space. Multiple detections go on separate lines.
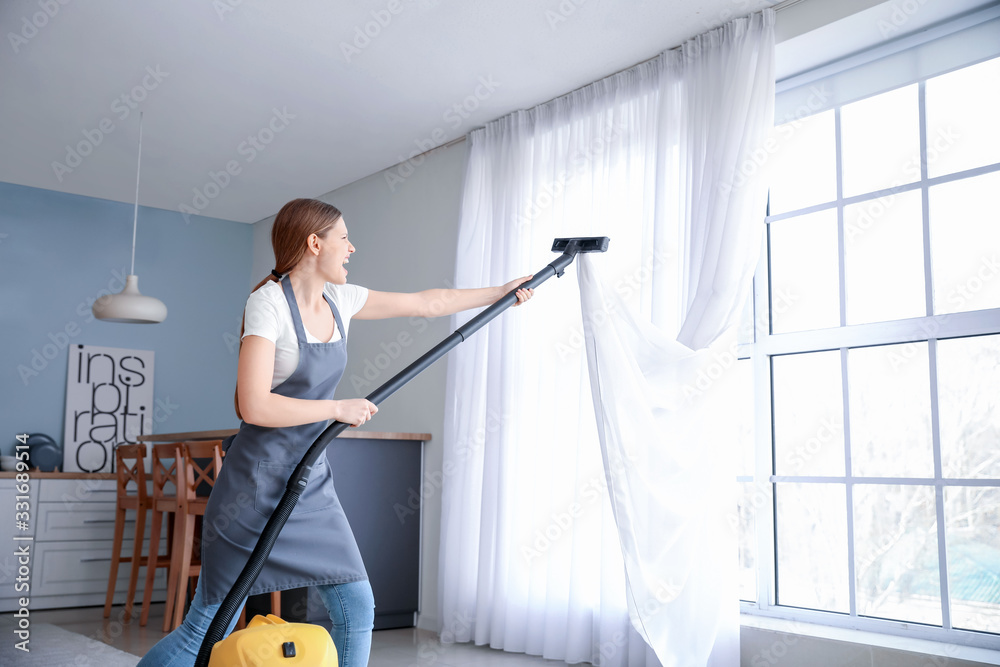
737, 39, 1000, 648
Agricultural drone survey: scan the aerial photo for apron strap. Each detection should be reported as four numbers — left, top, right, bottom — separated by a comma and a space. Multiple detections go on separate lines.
280, 277, 309, 345
281, 277, 347, 344
325, 294, 347, 342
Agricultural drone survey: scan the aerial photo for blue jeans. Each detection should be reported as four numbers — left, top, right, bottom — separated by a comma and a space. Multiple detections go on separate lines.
137, 577, 374, 667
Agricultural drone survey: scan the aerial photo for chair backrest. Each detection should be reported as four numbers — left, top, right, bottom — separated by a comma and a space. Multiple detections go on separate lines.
151, 443, 183, 499
114, 444, 148, 501
179, 440, 224, 501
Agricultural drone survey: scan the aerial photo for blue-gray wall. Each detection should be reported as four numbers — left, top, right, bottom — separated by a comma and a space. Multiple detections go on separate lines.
0, 181, 253, 456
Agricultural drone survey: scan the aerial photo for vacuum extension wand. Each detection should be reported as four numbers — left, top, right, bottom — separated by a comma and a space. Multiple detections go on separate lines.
194, 236, 609, 667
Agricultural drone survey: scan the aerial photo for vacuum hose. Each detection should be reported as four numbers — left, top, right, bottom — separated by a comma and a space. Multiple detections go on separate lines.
194, 238, 608, 666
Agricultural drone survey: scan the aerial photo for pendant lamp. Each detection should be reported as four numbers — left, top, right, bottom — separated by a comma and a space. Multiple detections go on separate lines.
92, 112, 168, 324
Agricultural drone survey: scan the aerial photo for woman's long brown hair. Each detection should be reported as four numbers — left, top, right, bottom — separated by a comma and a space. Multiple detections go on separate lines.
233, 198, 343, 420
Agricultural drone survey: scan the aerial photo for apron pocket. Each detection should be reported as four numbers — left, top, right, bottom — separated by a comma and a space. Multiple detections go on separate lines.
253, 460, 338, 517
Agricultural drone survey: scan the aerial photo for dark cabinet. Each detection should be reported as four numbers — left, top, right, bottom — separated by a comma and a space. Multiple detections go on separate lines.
246, 435, 423, 630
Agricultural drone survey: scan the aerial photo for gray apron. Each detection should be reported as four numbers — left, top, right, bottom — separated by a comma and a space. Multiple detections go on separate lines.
201, 277, 368, 605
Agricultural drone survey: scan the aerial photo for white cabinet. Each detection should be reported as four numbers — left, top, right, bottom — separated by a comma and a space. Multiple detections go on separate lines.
0, 479, 38, 611
0, 477, 168, 611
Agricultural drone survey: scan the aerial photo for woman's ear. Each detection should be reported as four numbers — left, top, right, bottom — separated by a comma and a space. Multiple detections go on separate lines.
306, 232, 321, 256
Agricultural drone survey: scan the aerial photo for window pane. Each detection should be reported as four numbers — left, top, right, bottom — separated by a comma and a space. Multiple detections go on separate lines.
737, 482, 758, 603
776, 483, 849, 612
854, 484, 941, 625
929, 171, 1000, 315
773, 351, 844, 476
841, 85, 920, 198
735, 359, 754, 478
936, 334, 1000, 479
926, 57, 1000, 178
769, 110, 837, 215
945, 486, 1000, 633
848, 343, 934, 478
844, 190, 926, 325
737, 290, 755, 347
769, 210, 840, 333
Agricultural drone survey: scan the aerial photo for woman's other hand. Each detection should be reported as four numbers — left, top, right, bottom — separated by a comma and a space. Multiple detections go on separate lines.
501, 275, 534, 307
335, 399, 378, 427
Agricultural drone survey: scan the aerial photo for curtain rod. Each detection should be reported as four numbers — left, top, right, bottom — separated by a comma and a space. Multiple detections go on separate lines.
771, 0, 809, 12
391, 3, 784, 167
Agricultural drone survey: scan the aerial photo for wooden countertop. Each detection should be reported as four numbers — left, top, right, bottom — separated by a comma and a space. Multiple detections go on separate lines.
0, 430, 429, 478
0, 471, 115, 479
137, 428, 431, 442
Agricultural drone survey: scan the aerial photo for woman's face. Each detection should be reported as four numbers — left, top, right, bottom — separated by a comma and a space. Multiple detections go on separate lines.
317, 218, 355, 284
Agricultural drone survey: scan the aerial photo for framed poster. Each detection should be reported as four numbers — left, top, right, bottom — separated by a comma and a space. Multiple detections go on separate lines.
63, 344, 155, 473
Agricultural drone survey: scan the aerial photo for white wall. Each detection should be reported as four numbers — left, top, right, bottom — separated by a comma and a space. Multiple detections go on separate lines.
252, 139, 469, 630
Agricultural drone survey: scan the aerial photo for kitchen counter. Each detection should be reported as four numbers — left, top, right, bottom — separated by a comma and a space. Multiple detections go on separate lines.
137, 428, 431, 442
0, 471, 114, 478
0, 430, 430, 477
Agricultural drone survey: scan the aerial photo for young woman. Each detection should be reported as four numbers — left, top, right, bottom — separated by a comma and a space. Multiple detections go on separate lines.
138, 198, 532, 666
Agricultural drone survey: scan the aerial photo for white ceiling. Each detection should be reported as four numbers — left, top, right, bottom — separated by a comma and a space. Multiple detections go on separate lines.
0, 0, 780, 223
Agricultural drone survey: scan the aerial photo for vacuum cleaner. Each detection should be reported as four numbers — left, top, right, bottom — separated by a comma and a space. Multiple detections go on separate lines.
197, 236, 610, 667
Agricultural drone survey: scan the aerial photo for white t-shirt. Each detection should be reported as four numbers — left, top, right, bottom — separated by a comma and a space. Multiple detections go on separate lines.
241, 280, 369, 389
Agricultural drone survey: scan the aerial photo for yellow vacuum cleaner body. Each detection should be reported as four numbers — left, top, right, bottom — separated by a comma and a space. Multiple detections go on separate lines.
209, 614, 337, 666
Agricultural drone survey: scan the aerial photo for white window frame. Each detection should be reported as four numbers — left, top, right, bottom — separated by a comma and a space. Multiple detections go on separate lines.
738, 6, 1000, 651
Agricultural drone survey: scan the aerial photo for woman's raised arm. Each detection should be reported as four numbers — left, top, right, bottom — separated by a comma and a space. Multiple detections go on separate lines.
354, 275, 534, 320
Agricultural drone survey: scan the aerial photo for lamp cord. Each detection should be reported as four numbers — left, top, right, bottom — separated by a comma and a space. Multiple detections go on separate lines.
131, 111, 143, 276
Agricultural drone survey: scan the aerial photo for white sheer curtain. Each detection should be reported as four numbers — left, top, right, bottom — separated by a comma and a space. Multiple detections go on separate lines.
577, 254, 743, 667
438, 11, 774, 667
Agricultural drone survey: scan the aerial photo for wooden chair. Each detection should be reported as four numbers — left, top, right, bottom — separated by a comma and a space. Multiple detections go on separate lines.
141, 442, 181, 629
103, 444, 150, 621
169, 439, 281, 631
165, 440, 223, 630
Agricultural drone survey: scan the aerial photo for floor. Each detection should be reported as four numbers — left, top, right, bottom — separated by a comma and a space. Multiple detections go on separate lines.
24, 603, 563, 666
18, 604, 1000, 667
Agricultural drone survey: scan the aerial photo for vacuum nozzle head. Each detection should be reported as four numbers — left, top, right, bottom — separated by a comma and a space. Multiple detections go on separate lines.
551, 237, 610, 255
